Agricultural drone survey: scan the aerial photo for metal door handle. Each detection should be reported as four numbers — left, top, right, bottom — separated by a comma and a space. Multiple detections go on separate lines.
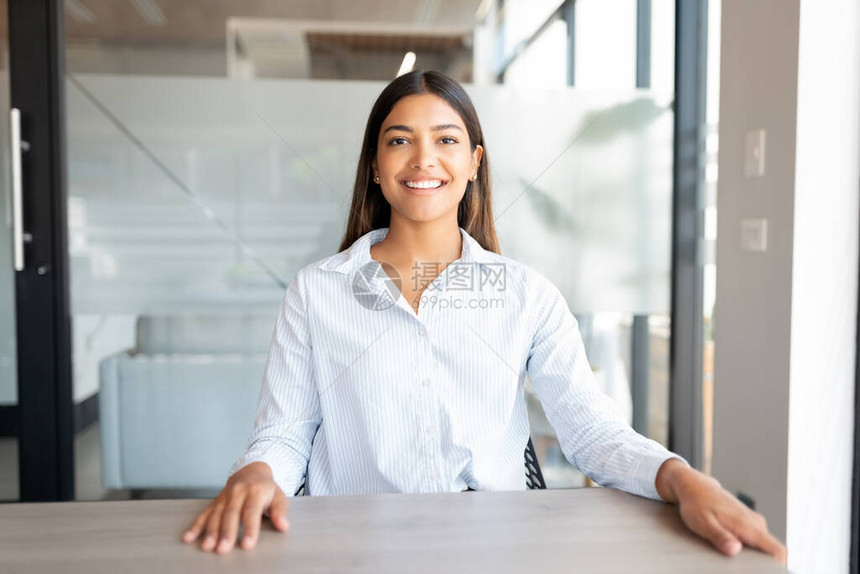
10, 108, 23, 271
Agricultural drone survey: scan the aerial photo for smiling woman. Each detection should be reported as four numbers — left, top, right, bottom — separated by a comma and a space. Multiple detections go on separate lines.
181, 70, 785, 566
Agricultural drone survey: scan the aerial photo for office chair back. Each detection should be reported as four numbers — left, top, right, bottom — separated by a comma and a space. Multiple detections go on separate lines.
293, 437, 547, 495
525, 437, 547, 490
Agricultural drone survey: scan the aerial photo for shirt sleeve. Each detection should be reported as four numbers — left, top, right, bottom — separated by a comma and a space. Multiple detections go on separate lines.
229, 269, 321, 497
525, 274, 688, 501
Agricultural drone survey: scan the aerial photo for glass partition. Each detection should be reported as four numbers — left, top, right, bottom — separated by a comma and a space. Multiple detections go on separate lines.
68, 76, 671, 315
64, 0, 675, 498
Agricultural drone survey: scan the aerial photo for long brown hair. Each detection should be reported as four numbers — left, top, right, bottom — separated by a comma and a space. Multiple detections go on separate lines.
337, 70, 499, 253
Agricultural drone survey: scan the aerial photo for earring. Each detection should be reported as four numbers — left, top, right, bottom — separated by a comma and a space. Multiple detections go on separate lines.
470, 173, 478, 181
374, 175, 380, 183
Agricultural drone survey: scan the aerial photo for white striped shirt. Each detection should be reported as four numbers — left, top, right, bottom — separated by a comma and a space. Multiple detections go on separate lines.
231, 226, 685, 500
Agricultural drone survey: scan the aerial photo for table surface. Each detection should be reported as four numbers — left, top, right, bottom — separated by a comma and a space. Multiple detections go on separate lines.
0, 488, 787, 573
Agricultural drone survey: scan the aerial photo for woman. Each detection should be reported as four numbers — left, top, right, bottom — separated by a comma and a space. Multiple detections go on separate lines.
182, 70, 786, 564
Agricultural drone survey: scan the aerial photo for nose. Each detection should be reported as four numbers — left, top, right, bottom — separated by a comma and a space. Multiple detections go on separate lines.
410, 138, 436, 170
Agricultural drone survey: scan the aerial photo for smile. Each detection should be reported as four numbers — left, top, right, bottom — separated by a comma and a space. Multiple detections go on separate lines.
400, 179, 447, 196
402, 179, 445, 189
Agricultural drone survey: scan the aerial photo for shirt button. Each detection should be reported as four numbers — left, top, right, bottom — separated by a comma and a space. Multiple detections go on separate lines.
421, 378, 430, 387
425, 424, 436, 434
430, 472, 440, 481
419, 327, 428, 337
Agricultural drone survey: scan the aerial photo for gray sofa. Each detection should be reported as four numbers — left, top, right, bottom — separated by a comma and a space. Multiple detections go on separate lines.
98, 315, 273, 491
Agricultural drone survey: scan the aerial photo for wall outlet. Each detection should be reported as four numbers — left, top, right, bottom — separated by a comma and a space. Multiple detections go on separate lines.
741, 218, 768, 252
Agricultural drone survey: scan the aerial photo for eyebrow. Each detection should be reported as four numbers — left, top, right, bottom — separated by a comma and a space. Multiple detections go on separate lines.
382, 123, 464, 134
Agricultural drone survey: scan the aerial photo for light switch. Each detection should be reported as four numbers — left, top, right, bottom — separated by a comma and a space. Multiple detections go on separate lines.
744, 129, 766, 177
741, 218, 768, 252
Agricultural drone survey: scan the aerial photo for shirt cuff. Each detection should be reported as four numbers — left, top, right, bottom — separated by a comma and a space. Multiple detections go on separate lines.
627, 448, 690, 501
229, 440, 308, 497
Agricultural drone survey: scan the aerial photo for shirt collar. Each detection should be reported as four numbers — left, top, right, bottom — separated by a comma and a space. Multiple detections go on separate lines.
320, 226, 495, 276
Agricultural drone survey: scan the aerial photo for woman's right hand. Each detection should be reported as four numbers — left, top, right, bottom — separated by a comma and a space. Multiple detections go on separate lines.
181, 461, 290, 554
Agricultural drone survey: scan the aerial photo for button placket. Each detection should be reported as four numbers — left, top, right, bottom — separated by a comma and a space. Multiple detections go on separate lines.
415, 321, 435, 489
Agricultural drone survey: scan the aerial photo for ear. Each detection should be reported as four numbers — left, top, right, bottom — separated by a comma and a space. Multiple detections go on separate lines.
472, 144, 483, 170
371, 157, 378, 178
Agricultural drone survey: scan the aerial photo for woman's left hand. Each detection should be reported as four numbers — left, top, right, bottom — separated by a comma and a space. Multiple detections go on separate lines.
655, 458, 788, 566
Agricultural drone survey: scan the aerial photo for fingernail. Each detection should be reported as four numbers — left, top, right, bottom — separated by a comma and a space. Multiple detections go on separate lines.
217, 539, 230, 553
727, 540, 742, 555
242, 536, 253, 548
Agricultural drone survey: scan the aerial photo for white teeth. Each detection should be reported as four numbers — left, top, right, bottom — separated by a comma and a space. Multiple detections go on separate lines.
404, 180, 443, 189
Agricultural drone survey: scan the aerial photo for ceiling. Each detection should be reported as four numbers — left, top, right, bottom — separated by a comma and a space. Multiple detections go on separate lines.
64, 0, 485, 80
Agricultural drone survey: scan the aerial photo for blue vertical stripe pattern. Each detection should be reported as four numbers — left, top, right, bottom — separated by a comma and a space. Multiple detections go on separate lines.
230, 227, 686, 500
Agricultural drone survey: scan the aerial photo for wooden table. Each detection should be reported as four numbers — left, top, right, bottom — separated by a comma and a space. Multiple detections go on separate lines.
0, 488, 786, 573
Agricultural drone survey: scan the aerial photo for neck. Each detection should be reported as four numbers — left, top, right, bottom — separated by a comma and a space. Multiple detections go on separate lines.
375, 216, 463, 265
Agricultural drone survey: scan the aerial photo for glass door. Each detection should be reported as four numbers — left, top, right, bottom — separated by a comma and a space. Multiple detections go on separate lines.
5, 0, 76, 502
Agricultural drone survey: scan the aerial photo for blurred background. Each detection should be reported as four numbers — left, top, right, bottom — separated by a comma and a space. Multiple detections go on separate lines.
0, 0, 721, 501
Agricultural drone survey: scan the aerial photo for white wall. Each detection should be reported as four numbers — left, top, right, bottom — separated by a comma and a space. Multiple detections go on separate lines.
712, 0, 800, 543
712, 1, 859, 572
786, 0, 860, 571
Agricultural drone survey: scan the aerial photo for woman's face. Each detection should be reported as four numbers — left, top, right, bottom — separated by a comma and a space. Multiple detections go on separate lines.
372, 93, 483, 226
